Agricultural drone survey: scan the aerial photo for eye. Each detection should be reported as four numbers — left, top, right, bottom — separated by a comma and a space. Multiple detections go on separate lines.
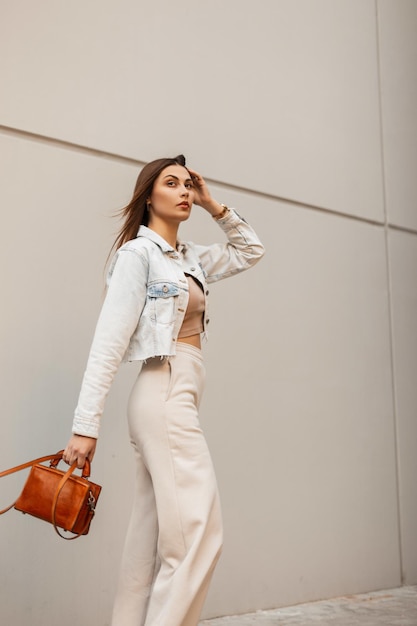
185, 181, 194, 189
166, 180, 176, 187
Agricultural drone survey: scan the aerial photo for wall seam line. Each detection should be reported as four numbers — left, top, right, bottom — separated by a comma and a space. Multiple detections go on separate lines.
1, 123, 416, 234
0, 124, 146, 167
1, 124, 417, 237
375, 0, 404, 585
387, 223, 417, 237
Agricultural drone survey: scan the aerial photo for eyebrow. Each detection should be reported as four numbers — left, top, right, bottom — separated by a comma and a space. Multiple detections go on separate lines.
163, 174, 193, 183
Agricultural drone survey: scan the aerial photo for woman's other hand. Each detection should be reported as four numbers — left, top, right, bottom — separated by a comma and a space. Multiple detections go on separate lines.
63, 434, 97, 469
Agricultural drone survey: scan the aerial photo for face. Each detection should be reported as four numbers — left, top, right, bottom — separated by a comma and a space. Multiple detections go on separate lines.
148, 164, 195, 226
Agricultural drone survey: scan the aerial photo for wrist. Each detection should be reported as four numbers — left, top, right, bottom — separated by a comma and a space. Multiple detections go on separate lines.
202, 199, 223, 216
212, 203, 230, 221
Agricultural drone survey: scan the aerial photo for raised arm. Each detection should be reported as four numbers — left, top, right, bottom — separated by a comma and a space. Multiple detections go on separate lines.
187, 168, 265, 282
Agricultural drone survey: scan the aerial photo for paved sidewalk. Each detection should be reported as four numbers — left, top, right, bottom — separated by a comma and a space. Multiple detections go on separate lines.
199, 586, 417, 625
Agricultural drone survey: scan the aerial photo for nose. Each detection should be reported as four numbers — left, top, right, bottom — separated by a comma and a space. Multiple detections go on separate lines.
180, 185, 189, 196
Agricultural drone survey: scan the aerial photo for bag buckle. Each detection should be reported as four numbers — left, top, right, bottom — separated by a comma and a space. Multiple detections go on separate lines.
87, 490, 96, 512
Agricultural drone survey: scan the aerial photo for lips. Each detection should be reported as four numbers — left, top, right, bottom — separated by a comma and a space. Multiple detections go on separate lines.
178, 202, 189, 208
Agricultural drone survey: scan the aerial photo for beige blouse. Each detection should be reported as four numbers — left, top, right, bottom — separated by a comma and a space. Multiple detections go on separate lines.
178, 275, 205, 338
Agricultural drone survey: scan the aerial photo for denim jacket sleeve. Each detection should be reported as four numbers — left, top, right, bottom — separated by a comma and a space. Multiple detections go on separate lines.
193, 208, 265, 282
72, 248, 148, 438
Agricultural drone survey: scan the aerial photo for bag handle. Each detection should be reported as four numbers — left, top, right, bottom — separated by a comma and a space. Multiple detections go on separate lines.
0, 450, 90, 480
50, 459, 96, 540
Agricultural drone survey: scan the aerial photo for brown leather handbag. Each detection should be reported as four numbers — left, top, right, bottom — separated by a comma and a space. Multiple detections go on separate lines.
0, 450, 101, 540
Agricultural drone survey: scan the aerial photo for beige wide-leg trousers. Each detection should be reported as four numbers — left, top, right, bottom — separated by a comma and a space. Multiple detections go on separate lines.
111, 343, 223, 626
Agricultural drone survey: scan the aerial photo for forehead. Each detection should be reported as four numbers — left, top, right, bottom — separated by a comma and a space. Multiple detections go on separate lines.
158, 164, 191, 181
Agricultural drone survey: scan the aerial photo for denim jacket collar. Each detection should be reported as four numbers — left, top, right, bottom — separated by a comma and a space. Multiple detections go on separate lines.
137, 225, 189, 255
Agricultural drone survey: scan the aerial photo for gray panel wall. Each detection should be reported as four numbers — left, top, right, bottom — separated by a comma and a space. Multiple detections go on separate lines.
0, 1, 416, 623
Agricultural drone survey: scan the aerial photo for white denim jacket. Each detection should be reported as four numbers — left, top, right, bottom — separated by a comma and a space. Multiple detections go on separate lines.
73, 208, 264, 438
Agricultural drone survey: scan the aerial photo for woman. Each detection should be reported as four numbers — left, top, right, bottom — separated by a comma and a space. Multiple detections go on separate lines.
63, 155, 264, 626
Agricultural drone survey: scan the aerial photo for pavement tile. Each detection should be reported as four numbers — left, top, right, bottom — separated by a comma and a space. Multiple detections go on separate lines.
199, 586, 417, 626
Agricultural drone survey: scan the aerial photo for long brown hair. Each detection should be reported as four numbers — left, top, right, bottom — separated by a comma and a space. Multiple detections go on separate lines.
111, 154, 187, 253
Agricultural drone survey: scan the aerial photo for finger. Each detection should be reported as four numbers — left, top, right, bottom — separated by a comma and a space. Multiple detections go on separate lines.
188, 169, 204, 183
63, 447, 79, 466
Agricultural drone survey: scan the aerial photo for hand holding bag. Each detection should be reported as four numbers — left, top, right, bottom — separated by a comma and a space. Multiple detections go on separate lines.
0, 450, 101, 540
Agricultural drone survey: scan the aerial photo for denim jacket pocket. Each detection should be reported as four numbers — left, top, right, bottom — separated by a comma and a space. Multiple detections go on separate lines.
147, 281, 180, 326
